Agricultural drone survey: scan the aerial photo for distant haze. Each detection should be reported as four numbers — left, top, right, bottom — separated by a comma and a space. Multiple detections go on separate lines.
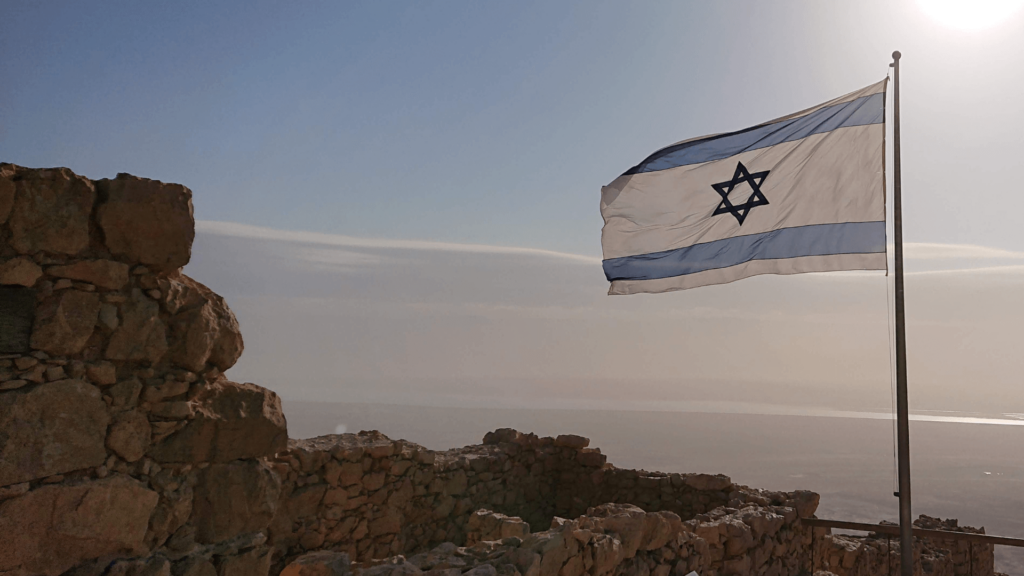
189, 222, 1024, 420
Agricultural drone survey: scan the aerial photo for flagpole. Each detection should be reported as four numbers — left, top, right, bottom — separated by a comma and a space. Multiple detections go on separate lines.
891, 49, 914, 576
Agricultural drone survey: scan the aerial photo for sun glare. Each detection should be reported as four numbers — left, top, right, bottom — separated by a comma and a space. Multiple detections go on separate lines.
918, 0, 1024, 29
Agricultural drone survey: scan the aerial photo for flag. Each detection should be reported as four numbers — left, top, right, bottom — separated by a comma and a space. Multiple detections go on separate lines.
601, 79, 888, 295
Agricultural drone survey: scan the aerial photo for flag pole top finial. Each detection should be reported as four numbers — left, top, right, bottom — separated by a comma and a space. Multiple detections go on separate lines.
892, 50, 902, 60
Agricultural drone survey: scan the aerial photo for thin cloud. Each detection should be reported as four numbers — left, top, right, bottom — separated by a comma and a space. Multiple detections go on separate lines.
902, 243, 1024, 260
197, 220, 601, 264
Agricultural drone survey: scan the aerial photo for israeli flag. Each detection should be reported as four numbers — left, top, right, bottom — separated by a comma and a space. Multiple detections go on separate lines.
601, 80, 888, 295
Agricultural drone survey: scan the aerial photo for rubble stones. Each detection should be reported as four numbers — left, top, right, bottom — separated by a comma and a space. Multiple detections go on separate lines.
0, 256, 43, 286
47, 259, 131, 290
106, 409, 152, 462
0, 476, 158, 576
0, 379, 110, 486
96, 174, 194, 274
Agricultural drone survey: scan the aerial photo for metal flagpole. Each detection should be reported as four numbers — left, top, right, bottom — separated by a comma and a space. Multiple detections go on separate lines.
891, 49, 914, 576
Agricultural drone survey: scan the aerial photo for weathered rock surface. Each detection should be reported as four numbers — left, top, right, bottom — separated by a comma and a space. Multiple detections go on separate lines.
47, 259, 131, 290
148, 379, 287, 463
6, 166, 95, 255
106, 291, 168, 363
106, 409, 152, 462
96, 174, 194, 274
281, 551, 352, 576
30, 289, 101, 355
0, 476, 158, 576
0, 379, 110, 486
192, 460, 282, 543
164, 274, 244, 372
0, 256, 42, 287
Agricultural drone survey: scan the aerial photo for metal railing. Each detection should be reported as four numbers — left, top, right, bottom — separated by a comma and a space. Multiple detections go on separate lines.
801, 518, 1024, 576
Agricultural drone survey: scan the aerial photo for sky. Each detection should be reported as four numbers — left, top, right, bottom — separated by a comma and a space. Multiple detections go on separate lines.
3, 1, 1024, 418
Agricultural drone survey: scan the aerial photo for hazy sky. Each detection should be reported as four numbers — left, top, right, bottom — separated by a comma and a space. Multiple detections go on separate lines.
4, 1, 1024, 417
4, 1, 1024, 255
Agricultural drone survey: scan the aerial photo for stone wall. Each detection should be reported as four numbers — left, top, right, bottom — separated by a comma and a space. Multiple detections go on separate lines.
812, 516, 995, 576
267, 429, 821, 574
0, 164, 287, 576
0, 164, 999, 576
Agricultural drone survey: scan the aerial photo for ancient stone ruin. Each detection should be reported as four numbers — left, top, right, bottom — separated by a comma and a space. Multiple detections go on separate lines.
0, 164, 1000, 576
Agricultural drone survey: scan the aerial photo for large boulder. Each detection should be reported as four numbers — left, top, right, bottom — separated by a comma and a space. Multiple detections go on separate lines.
30, 290, 101, 356
6, 166, 95, 256
0, 379, 110, 486
96, 174, 194, 274
163, 274, 244, 372
148, 379, 287, 464
191, 460, 281, 543
0, 476, 159, 576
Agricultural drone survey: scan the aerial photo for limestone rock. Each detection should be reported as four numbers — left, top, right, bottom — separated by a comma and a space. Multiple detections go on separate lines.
85, 360, 118, 385
280, 551, 352, 576
587, 504, 646, 559
174, 558, 217, 576
47, 260, 131, 290
96, 174, 194, 274
0, 379, 110, 486
216, 546, 273, 576
164, 275, 244, 371
191, 460, 281, 543
639, 511, 683, 551
7, 167, 95, 255
148, 380, 287, 463
147, 484, 193, 549
681, 473, 732, 492
467, 509, 530, 545
106, 292, 168, 364
789, 490, 820, 519
363, 564, 423, 576
553, 435, 589, 450
30, 290, 101, 356
168, 301, 219, 372
106, 409, 152, 462
0, 257, 43, 287
0, 475, 158, 576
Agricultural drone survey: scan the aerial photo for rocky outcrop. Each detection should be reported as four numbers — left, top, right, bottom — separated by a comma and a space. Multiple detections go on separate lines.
0, 164, 284, 576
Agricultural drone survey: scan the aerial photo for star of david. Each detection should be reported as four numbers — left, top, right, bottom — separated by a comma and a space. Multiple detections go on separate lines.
711, 161, 771, 225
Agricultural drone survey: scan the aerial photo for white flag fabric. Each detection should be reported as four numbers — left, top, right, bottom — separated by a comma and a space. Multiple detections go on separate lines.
601, 79, 888, 295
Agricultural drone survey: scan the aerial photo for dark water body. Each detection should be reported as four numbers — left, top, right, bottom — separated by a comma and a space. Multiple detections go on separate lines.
284, 401, 1024, 574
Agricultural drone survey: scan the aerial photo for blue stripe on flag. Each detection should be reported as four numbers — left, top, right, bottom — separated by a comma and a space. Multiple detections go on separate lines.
602, 221, 886, 281
624, 93, 885, 175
